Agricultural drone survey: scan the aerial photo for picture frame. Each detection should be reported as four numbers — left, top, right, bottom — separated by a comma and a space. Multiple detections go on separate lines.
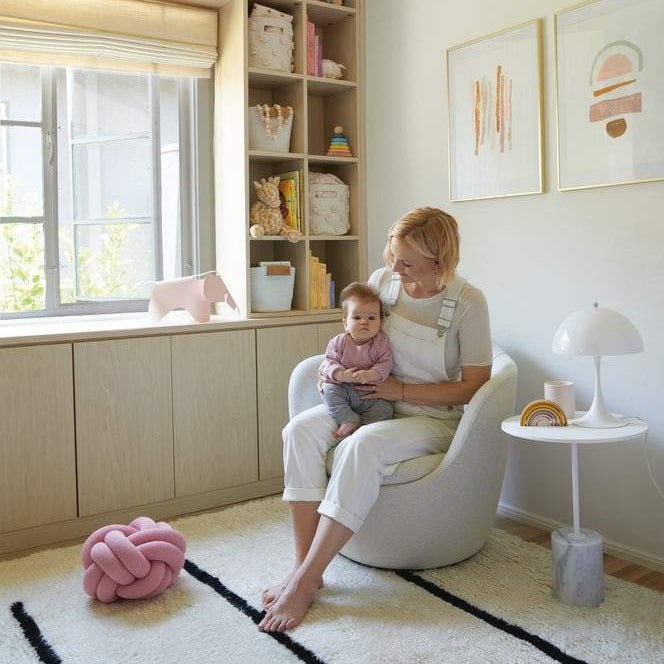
556, 0, 664, 191
447, 19, 544, 202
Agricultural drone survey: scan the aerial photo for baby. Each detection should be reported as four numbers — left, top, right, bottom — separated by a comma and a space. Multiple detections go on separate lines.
321, 282, 394, 439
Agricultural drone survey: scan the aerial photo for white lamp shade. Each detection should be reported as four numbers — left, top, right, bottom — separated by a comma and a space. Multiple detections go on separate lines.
552, 305, 644, 357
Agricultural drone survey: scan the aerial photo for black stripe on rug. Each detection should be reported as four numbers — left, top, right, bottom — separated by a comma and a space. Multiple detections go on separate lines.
395, 570, 588, 664
10, 601, 63, 664
184, 559, 327, 664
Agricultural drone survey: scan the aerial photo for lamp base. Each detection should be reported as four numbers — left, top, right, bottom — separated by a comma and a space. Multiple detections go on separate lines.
572, 412, 627, 428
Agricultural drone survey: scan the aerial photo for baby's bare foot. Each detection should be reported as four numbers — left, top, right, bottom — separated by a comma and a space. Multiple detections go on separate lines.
334, 421, 359, 439
258, 575, 322, 632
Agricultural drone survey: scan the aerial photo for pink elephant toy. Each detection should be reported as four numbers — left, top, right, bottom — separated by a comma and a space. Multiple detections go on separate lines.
82, 517, 187, 603
148, 273, 238, 323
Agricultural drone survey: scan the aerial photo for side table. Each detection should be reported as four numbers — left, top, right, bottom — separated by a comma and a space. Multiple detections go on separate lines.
501, 413, 648, 607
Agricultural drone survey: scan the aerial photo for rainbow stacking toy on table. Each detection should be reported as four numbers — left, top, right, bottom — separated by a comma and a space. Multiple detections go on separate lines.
519, 399, 568, 426
326, 125, 353, 157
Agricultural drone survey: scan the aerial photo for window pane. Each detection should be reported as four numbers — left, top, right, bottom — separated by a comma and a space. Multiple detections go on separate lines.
72, 139, 152, 220
159, 78, 180, 280
0, 223, 45, 313
0, 127, 43, 217
0, 63, 42, 122
72, 223, 153, 300
70, 70, 150, 140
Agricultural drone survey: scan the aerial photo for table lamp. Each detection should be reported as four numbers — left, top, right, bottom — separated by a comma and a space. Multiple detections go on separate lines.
552, 303, 643, 428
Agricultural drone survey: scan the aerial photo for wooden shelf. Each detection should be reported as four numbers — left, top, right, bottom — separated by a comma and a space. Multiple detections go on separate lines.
306, 1, 356, 24
249, 150, 305, 163
248, 68, 304, 88
306, 76, 356, 95
308, 154, 358, 163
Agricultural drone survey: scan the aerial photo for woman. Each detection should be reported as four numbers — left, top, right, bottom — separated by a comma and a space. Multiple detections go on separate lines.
259, 207, 492, 633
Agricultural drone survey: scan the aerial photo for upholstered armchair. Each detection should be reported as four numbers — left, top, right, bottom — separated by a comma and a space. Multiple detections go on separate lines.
287, 346, 517, 569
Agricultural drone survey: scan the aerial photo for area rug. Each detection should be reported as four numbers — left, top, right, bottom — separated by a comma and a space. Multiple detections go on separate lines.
1, 496, 662, 664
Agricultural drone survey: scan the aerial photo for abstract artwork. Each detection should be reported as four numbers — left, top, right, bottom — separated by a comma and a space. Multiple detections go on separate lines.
556, 0, 664, 190
447, 20, 543, 202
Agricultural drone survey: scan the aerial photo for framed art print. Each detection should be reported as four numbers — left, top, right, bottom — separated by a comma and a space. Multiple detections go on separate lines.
447, 20, 544, 202
556, 0, 664, 190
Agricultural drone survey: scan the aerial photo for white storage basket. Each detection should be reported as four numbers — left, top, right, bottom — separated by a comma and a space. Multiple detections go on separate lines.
248, 106, 293, 153
250, 266, 295, 312
308, 173, 350, 235
248, 4, 294, 72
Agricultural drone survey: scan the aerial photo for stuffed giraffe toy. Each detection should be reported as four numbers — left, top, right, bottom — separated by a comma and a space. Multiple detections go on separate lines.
249, 176, 302, 242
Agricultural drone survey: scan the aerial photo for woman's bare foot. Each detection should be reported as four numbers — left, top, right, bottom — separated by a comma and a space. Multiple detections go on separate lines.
334, 421, 359, 440
258, 574, 322, 632
261, 572, 323, 608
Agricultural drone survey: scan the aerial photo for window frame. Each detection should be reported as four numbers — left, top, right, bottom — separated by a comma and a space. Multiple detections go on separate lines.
0, 64, 212, 320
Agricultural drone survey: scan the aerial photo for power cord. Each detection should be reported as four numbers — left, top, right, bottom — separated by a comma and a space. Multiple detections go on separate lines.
625, 416, 664, 499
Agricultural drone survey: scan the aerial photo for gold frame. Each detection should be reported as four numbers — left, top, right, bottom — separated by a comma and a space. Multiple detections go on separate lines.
555, 0, 664, 191
446, 19, 545, 203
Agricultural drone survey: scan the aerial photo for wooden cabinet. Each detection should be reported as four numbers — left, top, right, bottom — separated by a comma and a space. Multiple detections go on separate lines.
317, 321, 345, 353
217, 0, 366, 318
256, 324, 319, 479
74, 337, 174, 516
0, 344, 76, 533
172, 330, 258, 496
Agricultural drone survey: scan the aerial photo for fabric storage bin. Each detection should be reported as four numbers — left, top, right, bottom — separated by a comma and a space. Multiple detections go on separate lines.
308, 172, 350, 235
248, 3, 294, 72
250, 265, 295, 311
249, 105, 293, 153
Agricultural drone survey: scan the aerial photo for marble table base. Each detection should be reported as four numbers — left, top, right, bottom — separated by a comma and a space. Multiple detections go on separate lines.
551, 528, 604, 607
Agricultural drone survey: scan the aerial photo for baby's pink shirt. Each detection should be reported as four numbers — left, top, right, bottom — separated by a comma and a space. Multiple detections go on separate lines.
322, 331, 393, 383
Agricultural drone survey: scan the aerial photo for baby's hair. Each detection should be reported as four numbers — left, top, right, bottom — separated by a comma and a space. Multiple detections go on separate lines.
339, 282, 383, 318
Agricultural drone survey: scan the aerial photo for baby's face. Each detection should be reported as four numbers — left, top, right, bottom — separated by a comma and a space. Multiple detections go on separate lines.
344, 298, 381, 343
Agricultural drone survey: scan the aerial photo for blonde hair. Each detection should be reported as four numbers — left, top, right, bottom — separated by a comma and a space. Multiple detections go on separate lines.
383, 207, 460, 288
339, 282, 383, 318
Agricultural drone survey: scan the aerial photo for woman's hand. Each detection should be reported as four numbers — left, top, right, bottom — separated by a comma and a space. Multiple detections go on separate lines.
357, 375, 404, 402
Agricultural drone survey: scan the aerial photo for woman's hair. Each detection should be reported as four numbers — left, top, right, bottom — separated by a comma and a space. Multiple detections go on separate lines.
339, 282, 383, 318
383, 206, 460, 288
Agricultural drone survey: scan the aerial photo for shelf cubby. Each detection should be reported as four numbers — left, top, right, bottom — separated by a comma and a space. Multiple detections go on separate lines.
309, 238, 360, 309
307, 87, 357, 157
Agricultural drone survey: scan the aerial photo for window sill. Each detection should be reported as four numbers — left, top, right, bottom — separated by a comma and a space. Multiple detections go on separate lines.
0, 309, 340, 347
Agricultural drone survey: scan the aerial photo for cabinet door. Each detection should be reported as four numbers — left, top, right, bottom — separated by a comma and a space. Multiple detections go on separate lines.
256, 325, 319, 479
172, 330, 258, 496
75, 337, 174, 516
0, 344, 76, 533
317, 322, 345, 354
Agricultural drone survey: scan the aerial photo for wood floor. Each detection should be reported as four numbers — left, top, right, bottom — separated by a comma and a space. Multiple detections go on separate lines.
493, 514, 664, 593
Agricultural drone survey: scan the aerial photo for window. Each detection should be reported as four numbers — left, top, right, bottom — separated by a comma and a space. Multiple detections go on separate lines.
0, 63, 213, 318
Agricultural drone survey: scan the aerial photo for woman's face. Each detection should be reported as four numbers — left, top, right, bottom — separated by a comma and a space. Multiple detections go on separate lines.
389, 237, 439, 285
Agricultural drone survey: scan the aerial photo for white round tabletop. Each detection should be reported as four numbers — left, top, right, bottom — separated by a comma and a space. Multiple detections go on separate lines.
501, 413, 648, 444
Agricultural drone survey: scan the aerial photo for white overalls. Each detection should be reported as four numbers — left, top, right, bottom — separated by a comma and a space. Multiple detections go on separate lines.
282, 270, 467, 532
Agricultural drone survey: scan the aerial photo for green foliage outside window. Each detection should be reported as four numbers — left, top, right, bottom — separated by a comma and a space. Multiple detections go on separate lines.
1, 176, 142, 313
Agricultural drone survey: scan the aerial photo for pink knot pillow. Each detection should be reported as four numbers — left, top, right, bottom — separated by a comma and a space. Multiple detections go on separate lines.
82, 517, 186, 603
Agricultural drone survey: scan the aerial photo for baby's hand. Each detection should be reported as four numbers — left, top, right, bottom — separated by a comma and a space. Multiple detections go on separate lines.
335, 367, 358, 382
353, 369, 379, 384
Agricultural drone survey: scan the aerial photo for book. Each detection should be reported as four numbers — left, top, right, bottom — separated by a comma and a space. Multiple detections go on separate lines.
326, 273, 332, 309
307, 21, 316, 75
278, 178, 297, 229
309, 253, 318, 309
314, 35, 321, 77
276, 170, 302, 231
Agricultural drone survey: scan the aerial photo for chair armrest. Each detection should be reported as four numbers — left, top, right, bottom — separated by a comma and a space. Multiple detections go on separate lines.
288, 354, 325, 418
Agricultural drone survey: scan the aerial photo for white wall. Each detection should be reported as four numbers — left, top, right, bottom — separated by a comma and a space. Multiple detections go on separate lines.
366, 0, 664, 565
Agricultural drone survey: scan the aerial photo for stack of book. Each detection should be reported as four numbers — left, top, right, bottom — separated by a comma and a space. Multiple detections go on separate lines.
276, 170, 303, 233
306, 21, 323, 77
308, 251, 335, 309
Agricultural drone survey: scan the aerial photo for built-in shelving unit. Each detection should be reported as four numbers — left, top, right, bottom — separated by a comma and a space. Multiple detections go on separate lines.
216, 0, 365, 317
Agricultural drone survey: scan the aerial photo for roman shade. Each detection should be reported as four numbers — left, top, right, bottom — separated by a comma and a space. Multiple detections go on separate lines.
0, 0, 218, 77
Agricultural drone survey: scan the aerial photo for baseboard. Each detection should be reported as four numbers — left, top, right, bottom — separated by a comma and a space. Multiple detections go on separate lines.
497, 501, 664, 574
0, 478, 284, 558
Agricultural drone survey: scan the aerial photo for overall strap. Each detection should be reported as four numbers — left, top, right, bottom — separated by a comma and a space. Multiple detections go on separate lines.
369, 268, 401, 315
436, 276, 466, 337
